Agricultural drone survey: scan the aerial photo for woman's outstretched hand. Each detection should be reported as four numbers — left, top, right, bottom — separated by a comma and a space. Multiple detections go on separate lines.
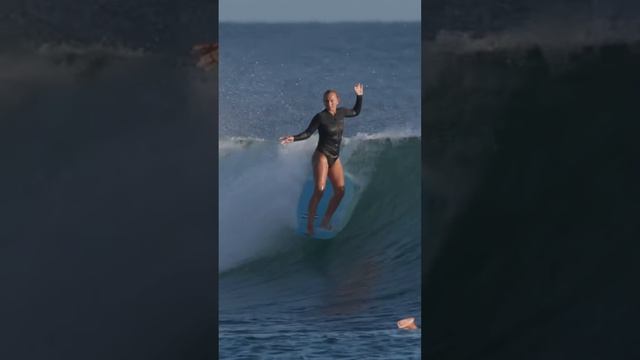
280, 135, 294, 144
354, 83, 364, 96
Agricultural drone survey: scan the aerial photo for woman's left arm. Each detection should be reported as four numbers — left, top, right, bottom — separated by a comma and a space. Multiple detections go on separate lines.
345, 83, 364, 118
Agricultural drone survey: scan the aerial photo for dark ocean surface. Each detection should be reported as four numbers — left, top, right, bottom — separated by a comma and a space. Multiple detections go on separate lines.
1, 2, 218, 357
422, 33, 640, 358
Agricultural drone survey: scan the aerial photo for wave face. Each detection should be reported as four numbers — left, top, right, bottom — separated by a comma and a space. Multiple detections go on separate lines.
219, 135, 421, 359
422, 37, 640, 358
2, 42, 218, 360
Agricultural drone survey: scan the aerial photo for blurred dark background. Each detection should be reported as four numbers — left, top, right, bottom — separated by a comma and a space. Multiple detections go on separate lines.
0, 1, 218, 359
422, 0, 640, 358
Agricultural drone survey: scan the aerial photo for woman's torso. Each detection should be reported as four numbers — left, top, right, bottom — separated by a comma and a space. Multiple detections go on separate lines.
315, 108, 349, 158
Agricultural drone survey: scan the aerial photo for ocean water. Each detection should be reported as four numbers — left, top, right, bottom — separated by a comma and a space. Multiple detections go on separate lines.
2, 21, 219, 359
219, 23, 421, 359
421, 33, 640, 358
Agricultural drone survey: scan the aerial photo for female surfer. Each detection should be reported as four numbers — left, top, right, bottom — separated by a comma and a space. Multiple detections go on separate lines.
280, 83, 364, 235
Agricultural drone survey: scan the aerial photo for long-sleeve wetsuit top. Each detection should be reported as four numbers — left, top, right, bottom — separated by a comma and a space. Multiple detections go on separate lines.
293, 95, 363, 165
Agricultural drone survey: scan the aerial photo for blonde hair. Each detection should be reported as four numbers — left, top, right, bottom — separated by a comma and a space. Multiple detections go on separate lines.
323, 89, 339, 100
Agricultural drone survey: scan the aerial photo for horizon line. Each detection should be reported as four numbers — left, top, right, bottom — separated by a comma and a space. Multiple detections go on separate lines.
219, 20, 421, 24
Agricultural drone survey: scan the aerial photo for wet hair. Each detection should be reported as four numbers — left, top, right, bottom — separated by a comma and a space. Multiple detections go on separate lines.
323, 89, 339, 100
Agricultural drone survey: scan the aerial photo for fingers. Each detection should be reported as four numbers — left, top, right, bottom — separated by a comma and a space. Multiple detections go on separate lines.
279, 135, 293, 144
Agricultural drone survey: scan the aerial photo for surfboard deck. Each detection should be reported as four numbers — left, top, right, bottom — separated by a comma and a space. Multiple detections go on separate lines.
296, 173, 361, 239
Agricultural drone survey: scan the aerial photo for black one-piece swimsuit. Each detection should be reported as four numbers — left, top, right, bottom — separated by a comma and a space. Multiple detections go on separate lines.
293, 95, 363, 167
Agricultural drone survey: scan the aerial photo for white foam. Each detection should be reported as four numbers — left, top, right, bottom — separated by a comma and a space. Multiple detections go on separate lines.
219, 140, 312, 272
218, 132, 422, 272
428, 16, 640, 54
219, 136, 267, 157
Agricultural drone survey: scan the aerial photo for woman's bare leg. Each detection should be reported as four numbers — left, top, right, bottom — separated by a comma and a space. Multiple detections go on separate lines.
320, 158, 345, 229
307, 151, 329, 235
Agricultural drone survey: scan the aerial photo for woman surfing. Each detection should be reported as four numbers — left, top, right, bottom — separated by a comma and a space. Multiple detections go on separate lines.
280, 83, 364, 236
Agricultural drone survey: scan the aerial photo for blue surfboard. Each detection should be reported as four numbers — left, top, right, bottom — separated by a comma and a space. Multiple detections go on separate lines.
296, 172, 361, 239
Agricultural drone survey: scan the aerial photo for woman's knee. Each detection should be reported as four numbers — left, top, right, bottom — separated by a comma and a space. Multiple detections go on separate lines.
313, 184, 326, 195
334, 185, 345, 197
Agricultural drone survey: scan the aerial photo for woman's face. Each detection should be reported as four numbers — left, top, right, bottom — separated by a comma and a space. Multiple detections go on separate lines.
324, 93, 340, 113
